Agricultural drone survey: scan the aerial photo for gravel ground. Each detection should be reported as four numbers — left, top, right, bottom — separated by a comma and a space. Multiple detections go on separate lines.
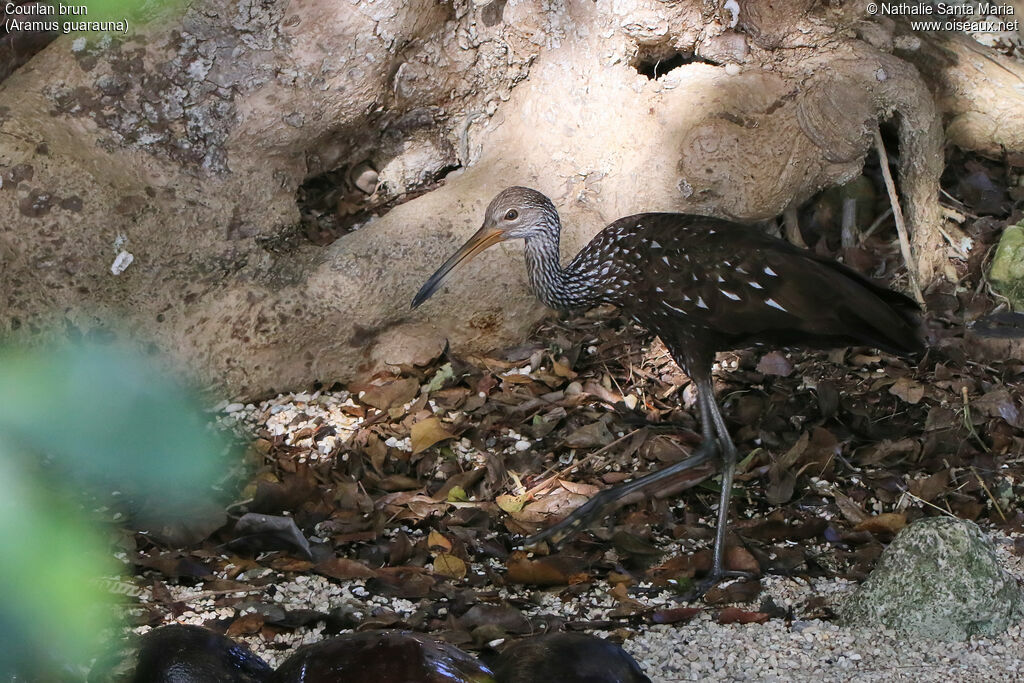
626, 616, 1024, 682
623, 550, 1024, 682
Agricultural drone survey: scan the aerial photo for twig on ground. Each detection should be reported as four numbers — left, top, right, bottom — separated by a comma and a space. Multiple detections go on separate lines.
961, 386, 991, 453
859, 207, 892, 243
971, 466, 1006, 522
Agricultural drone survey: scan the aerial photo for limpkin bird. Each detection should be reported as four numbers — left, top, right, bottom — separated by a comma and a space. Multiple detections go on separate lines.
412, 187, 921, 592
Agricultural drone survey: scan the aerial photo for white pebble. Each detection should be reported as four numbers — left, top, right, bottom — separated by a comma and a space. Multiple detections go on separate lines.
110, 250, 134, 275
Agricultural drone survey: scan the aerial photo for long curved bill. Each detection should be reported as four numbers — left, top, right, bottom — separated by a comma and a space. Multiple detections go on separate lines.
411, 225, 506, 309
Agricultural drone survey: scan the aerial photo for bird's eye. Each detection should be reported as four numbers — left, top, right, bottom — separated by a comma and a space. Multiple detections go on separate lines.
504, 209, 519, 221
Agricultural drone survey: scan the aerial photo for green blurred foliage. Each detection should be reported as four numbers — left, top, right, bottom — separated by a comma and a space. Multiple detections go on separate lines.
0, 345, 227, 509
0, 344, 230, 677
52, 0, 187, 33
0, 448, 114, 678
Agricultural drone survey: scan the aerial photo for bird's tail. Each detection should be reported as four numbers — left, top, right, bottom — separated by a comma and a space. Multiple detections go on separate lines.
833, 266, 924, 356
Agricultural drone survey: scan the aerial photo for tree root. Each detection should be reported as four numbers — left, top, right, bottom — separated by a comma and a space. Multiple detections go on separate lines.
0, 0, 1020, 393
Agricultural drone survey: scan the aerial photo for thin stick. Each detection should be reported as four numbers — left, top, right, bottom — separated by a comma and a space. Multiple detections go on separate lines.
873, 124, 924, 304
860, 207, 893, 243
899, 490, 955, 517
971, 466, 1006, 522
961, 386, 990, 454
841, 197, 858, 248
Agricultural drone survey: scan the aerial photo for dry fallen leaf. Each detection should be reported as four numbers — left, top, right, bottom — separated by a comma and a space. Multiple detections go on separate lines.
855, 438, 919, 465
717, 607, 770, 625
705, 579, 763, 604
855, 512, 907, 536
909, 470, 950, 502
226, 613, 265, 637
432, 553, 467, 579
360, 377, 420, 410
650, 606, 702, 624
505, 551, 588, 586
427, 530, 452, 552
582, 380, 623, 404
446, 485, 469, 503
514, 489, 589, 522
766, 462, 799, 507
316, 557, 378, 580
889, 376, 925, 404
756, 351, 794, 377
557, 479, 600, 496
497, 493, 529, 514
725, 546, 761, 575
973, 389, 1023, 428
410, 417, 454, 454
564, 420, 614, 448
551, 359, 577, 378
833, 491, 868, 525
501, 373, 535, 384
608, 582, 631, 601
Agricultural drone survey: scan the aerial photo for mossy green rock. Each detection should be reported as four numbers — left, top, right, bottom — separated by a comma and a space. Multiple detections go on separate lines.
990, 223, 1024, 309
840, 517, 1024, 640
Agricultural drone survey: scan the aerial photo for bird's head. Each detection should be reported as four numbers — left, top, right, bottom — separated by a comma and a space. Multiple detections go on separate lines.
411, 186, 557, 309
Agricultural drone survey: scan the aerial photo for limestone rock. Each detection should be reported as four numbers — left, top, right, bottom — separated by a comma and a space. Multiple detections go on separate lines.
841, 517, 1024, 640
990, 223, 1024, 309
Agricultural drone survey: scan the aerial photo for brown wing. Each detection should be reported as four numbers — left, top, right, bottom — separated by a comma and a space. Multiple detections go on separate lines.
575, 213, 920, 354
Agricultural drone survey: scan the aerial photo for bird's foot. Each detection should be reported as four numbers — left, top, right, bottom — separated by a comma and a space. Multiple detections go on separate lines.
684, 569, 756, 602
523, 445, 718, 550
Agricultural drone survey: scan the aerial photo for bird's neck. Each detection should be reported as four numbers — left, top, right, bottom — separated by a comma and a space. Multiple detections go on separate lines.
523, 226, 592, 311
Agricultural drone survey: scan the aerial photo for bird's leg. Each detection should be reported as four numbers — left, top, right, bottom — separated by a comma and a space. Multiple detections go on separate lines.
692, 379, 753, 597
697, 384, 717, 453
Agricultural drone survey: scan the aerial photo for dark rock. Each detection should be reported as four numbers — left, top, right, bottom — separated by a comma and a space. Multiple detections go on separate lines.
269, 630, 493, 683
130, 624, 272, 683
491, 633, 651, 683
